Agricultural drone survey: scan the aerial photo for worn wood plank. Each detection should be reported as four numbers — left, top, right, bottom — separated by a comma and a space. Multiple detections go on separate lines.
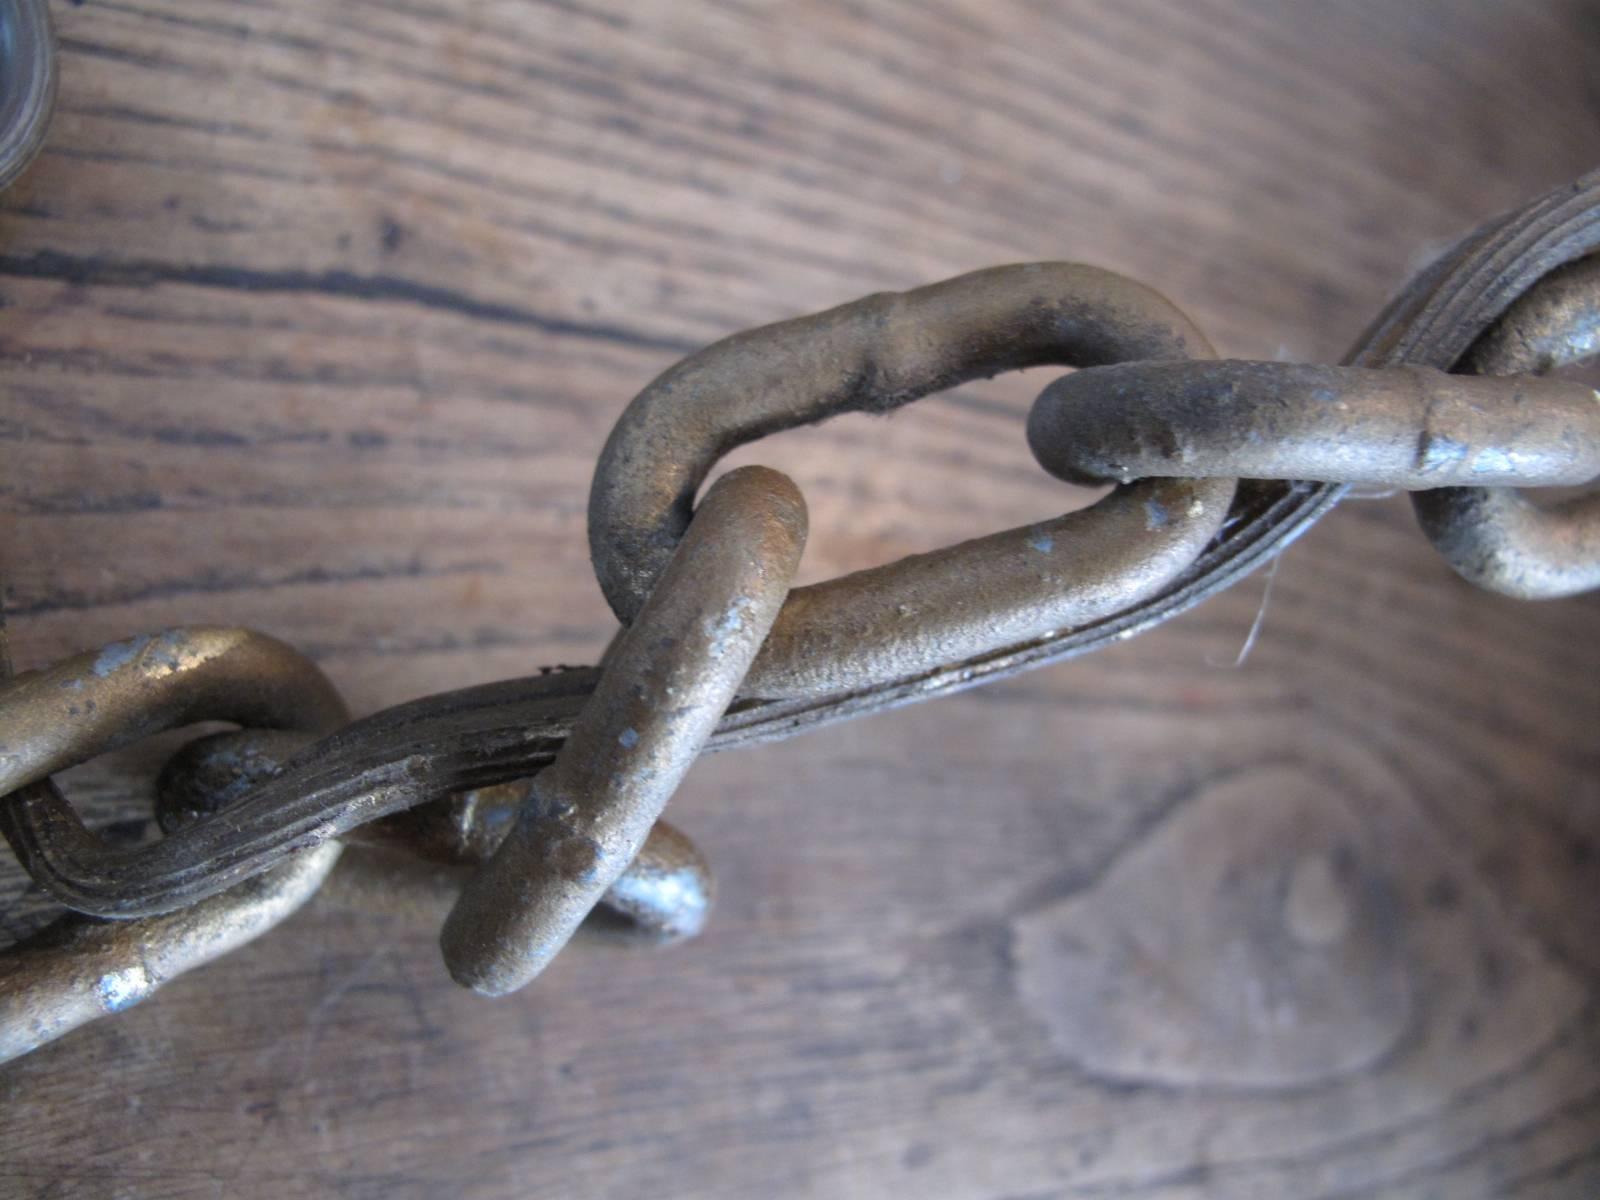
2, 1, 1599, 1196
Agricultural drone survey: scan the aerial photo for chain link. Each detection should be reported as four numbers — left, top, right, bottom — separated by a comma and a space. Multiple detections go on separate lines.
588, 261, 1237, 699
2, 171, 1598, 1059
443, 465, 806, 996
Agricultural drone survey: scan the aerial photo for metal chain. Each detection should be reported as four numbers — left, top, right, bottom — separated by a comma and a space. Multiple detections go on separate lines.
2, 170, 1598, 1061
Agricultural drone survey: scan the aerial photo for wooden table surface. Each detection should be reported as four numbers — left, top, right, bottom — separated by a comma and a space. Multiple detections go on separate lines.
2, 1, 1599, 1197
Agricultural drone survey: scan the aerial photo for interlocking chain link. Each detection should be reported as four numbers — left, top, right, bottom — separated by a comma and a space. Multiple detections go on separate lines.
443, 466, 807, 995
2, 170, 1598, 1060
588, 261, 1238, 701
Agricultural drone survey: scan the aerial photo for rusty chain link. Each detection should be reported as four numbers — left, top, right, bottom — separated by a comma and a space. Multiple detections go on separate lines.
2, 165, 1598, 1061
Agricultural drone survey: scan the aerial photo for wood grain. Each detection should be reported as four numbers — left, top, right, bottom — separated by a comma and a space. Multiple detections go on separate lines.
2, 1, 1599, 1196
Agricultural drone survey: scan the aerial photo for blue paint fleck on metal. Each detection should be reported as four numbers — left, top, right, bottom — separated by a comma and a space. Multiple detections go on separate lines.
97, 968, 147, 1013
1471, 447, 1515, 475
1417, 432, 1469, 472
90, 634, 150, 679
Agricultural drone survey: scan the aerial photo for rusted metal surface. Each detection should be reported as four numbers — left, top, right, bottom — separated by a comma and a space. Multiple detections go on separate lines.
1413, 256, 1600, 598
589, 262, 1236, 700
0, 0, 54, 192
442, 465, 807, 995
1027, 361, 1600, 488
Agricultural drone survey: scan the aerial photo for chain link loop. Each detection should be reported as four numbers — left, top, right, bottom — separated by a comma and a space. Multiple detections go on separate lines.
2, 171, 1598, 1059
588, 262, 1236, 702
444, 465, 806, 995
1416, 256, 1600, 598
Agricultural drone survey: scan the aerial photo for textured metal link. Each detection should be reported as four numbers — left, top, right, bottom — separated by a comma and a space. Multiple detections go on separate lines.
443, 465, 807, 995
0, 626, 350, 797
1349, 173, 1600, 598
0, 633, 718, 1058
0, 466, 805, 1051
0, 621, 348, 1062
589, 262, 1236, 700
1027, 284, 1600, 600
1415, 255, 1600, 598
158, 729, 716, 943
1028, 362, 1600, 490
2, 175, 1598, 1057
0, 842, 342, 1065
0, 626, 349, 918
